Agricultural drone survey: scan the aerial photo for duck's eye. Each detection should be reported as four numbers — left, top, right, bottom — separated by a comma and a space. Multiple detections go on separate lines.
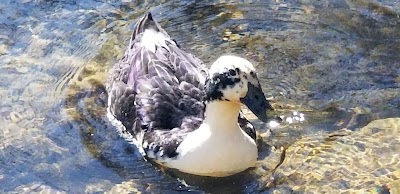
250, 71, 256, 77
229, 69, 236, 76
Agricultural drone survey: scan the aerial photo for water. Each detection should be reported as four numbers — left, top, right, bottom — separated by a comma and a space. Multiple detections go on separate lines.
0, 0, 399, 193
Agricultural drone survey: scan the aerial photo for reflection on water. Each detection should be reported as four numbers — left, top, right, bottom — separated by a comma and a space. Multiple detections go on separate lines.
0, 0, 399, 193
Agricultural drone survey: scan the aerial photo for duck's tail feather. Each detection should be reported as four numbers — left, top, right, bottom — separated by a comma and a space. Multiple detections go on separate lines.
130, 12, 169, 45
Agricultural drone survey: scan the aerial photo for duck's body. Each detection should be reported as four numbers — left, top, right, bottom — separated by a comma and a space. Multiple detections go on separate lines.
106, 12, 272, 177
166, 101, 257, 176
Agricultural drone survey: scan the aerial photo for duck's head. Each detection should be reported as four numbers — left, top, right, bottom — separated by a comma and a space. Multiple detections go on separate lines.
205, 55, 273, 122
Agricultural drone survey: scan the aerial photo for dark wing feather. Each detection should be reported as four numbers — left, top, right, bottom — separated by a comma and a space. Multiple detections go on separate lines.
107, 12, 207, 159
238, 111, 257, 141
108, 81, 137, 132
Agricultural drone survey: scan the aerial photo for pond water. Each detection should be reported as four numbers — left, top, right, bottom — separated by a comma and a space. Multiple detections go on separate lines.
0, 0, 399, 193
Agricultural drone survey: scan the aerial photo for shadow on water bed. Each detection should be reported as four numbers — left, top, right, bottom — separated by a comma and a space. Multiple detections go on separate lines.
0, 0, 399, 193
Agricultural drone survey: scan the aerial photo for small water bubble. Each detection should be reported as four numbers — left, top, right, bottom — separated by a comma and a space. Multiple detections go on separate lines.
268, 120, 280, 128
286, 117, 293, 124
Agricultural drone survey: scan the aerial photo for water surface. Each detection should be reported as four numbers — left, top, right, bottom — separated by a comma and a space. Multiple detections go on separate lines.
0, 0, 399, 193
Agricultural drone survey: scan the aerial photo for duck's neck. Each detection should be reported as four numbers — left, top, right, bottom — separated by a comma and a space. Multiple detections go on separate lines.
203, 100, 241, 131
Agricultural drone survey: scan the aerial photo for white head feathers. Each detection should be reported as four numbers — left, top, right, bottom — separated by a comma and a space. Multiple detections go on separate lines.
205, 55, 261, 102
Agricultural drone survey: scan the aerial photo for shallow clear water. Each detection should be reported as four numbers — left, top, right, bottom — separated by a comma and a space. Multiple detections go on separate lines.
0, 0, 399, 193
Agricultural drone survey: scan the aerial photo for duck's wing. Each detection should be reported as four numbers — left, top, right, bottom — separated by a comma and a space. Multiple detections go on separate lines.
107, 13, 207, 159
238, 111, 257, 141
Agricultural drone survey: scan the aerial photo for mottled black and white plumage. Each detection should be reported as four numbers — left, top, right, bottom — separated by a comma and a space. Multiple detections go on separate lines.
107, 12, 272, 177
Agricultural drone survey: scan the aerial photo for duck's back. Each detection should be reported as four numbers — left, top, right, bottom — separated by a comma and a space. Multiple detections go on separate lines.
107, 13, 207, 158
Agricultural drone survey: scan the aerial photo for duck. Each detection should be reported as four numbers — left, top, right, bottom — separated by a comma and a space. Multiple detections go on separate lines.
106, 12, 273, 177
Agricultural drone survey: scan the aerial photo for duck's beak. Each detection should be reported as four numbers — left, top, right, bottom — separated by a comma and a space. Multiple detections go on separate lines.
240, 82, 273, 122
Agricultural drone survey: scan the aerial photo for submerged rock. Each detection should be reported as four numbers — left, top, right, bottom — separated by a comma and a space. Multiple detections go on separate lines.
264, 118, 400, 193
